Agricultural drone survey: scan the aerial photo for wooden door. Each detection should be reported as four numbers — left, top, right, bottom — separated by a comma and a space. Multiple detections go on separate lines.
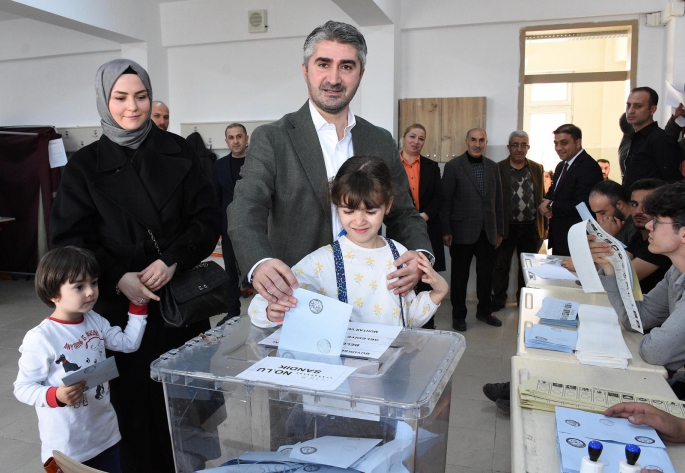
398, 97, 487, 162
398, 98, 441, 161
440, 97, 487, 162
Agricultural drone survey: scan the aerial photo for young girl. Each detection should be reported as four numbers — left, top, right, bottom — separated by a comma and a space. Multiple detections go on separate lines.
249, 155, 448, 328
14, 247, 148, 472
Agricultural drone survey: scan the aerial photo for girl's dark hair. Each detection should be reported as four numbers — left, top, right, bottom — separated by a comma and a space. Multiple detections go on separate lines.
331, 155, 398, 210
35, 246, 100, 308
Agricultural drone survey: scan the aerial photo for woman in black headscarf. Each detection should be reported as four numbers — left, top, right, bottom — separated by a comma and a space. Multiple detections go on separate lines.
51, 59, 219, 471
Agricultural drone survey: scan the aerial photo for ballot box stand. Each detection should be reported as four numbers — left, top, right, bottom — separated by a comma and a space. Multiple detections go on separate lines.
151, 316, 466, 473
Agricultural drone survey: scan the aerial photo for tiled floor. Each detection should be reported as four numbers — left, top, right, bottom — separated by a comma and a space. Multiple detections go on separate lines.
0, 277, 518, 472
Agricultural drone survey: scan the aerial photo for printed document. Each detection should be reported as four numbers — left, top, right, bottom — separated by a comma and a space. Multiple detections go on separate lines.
279, 287, 352, 357
236, 356, 356, 391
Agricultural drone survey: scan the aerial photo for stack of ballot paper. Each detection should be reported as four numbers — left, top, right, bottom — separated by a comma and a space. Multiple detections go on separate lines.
524, 324, 578, 353
555, 407, 675, 473
518, 376, 685, 416
575, 304, 632, 369
536, 297, 579, 328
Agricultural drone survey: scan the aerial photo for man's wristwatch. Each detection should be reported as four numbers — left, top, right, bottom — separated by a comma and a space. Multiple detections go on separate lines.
546, 201, 553, 210
418, 250, 435, 267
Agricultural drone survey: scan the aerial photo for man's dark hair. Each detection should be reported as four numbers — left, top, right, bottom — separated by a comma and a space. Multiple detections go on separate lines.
553, 124, 582, 141
35, 246, 100, 308
631, 87, 659, 107
597, 159, 610, 165
619, 113, 632, 134
643, 181, 685, 229
225, 123, 247, 137
303, 21, 367, 71
630, 178, 665, 194
331, 155, 398, 211
590, 180, 628, 217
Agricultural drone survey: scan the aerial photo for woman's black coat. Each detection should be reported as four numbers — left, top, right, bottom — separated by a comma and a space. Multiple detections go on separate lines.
50, 124, 220, 470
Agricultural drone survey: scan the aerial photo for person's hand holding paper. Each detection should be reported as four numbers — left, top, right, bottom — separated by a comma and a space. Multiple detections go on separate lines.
587, 234, 616, 276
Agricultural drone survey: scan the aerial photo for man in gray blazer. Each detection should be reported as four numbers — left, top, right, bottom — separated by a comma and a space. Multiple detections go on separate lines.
228, 21, 432, 308
442, 129, 504, 331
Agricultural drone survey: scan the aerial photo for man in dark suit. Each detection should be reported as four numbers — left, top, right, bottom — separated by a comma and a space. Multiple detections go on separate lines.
441, 128, 504, 332
539, 124, 603, 257
228, 21, 432, 305
213, 123, 249, 320
492, 131, 545, 311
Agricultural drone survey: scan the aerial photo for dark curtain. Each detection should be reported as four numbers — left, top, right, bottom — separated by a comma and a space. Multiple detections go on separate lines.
0, 126, 62, 273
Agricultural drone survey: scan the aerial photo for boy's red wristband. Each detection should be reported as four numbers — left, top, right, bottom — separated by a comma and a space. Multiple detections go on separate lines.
128, 302, 148, 315
46, 387, 65, 407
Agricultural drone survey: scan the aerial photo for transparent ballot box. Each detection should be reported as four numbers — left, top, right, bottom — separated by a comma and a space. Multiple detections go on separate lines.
150, 317, 466, 473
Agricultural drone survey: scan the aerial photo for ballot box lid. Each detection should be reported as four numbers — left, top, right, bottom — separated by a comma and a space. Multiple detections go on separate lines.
151, 316, 465, 419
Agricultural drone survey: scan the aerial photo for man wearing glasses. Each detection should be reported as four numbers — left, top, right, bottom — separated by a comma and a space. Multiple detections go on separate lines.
592, 181, 685, 374
491, 131, 546, 311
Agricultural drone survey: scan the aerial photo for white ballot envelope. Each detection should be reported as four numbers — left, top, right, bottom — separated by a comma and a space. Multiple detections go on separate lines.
279, 288, 352, 357
61, 356, 118, 390
288, 436, 382, 469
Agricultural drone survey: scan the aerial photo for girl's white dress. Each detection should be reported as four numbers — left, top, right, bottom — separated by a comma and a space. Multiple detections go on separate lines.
249, 235, 439, 328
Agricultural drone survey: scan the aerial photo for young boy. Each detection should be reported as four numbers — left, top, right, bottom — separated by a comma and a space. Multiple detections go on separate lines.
14, 247, 148, 472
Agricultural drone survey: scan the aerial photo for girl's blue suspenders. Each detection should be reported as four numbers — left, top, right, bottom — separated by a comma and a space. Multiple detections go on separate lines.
331, 237, 406, 327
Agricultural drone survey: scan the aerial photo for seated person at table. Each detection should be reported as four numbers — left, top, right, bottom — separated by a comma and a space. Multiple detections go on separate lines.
625, 179, 671, 293
561, 180, 629, 274
592, 181, 685, 373
248, 156, 448, 328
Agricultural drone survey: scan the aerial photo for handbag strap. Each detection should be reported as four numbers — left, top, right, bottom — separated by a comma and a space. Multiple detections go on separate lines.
148, 229, 163, 257
331, 240, 348, 304
332, 238, 406, 327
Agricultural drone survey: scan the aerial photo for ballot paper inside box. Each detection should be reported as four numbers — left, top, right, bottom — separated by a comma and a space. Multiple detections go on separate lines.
150, 316, 465, 473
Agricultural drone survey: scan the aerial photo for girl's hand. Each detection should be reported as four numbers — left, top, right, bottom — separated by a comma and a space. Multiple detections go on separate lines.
56, 381, 86, 406
117, 272, 159, 305
417, 253, 449, 303
138, 259, 177, 292
266, 297, 297, 324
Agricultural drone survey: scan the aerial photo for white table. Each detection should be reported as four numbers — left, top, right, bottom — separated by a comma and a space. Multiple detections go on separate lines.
510, 356, 685, 473
521, 252, 585, 291
517, 287, 667, 377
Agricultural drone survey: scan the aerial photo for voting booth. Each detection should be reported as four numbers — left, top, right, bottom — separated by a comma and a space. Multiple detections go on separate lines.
151, 316, 465, 473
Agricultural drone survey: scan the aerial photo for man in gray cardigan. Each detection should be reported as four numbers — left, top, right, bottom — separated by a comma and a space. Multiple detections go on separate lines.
593, 181, 685, 373
228, 21, 432, 306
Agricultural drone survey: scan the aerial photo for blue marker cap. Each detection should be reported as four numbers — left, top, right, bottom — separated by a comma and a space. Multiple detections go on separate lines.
588, 440, 603, 462
625, 444, 641, 465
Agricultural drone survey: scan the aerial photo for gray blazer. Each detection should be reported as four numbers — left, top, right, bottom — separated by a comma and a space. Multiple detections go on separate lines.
441, 152, 504, 245
227, 101, 431, 273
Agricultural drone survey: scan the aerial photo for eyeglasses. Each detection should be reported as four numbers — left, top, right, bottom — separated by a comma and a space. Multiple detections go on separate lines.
509, 143, 530, 149
651, 218, 682, 229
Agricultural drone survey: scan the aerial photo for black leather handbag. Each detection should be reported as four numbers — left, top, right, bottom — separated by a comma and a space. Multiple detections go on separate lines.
149, 230, 231, 328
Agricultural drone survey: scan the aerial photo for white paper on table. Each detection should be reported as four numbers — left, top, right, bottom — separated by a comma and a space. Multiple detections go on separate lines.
537, 297, 579, 321
575, 304, 632, 368
235, 356, 356, 391
527, 264, 579, 281
61, 356, 118, 390
279, 287, 352, 357
288, 436, 382, 469
556, 406, 665, 448
48, 138, 68, 168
